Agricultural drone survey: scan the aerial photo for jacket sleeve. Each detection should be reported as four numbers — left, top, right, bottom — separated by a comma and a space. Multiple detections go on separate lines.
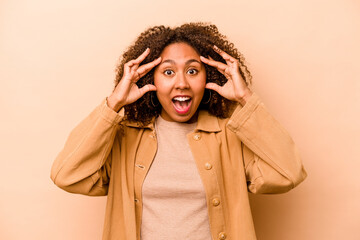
50, 99, 124, 196
227, 93, 307, 194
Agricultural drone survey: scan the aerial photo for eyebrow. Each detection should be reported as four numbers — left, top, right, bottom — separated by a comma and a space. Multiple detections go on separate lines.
160, 59, 201, 66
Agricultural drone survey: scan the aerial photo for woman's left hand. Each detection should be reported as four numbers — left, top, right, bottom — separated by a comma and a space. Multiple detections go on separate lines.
200, 46, 253, 106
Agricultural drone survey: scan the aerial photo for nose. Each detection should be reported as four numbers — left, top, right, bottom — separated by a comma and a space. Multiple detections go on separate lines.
174, 73, 190, 89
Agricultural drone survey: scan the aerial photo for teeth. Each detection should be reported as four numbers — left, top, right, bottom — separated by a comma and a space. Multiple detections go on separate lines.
173, 96, 190, 101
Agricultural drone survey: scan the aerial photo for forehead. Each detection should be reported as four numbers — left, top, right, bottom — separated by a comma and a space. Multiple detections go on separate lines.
160, 42, 200, 60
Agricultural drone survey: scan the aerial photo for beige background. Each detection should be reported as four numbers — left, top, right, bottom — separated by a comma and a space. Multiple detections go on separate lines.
1, 0, 359, 239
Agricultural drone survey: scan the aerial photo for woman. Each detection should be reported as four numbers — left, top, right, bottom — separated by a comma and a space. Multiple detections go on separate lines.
51, 23, 307, 240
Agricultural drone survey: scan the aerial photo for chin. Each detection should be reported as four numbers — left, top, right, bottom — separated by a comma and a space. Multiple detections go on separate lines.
161, 109, 198, 123
175, 112, 198, 123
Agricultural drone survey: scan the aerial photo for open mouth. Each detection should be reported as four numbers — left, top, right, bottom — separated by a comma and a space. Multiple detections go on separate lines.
172, 96, 192, 114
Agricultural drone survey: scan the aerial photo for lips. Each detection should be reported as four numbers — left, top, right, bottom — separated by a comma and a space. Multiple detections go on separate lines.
172, 96, 192, 114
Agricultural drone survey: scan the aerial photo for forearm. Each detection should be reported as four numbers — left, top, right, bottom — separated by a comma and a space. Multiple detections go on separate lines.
50, 99, 124, 195
227, 93, 307, 193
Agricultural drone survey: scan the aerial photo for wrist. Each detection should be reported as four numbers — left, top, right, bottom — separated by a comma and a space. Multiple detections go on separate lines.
106, 95, 124, 112
237, 89, 253, 106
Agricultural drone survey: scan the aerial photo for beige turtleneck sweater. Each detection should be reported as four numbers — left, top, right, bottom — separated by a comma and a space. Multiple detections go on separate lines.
140, 115, 212, 240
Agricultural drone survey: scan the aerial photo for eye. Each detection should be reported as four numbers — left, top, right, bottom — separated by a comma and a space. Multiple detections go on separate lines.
163, 69, 174, 76
187, 68, 198, 75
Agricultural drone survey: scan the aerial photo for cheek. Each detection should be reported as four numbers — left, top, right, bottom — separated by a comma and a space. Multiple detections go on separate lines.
154, 71, 170, 87
154, 77, 165, 92
153, 71, 160, 86
153, 75, 167, 100
154, 79, 168, 92
195, 74, 207, 91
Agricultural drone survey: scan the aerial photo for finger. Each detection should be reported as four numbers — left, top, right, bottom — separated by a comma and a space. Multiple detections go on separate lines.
200, 56, 227, 73
132, 48, 151, 65
124, 60, 140, 77
210, 49, 240, 78
213, 45, 237, 64
201, 56, 235, 80
126, 68, 140, 83
207, 56, 226, 75
138, 84, 157, 96
122, 50, 152, 83
128, 57, 161, 83
137, 56, 162, 77
205, 82, 223, 94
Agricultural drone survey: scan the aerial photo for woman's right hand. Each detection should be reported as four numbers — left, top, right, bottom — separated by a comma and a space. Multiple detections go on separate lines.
107, 48, 161, 112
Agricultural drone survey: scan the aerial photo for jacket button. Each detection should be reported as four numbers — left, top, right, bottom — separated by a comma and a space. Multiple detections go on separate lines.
212, 198, 220, 206
193, 134, 201, 140
218, 232, 227, 239
205, 162, 212, 170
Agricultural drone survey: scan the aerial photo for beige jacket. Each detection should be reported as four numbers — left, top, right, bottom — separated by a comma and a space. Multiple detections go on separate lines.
51, 92, 307, 240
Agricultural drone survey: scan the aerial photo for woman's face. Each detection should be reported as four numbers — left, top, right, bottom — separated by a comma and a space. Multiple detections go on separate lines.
154, 42, 206, 123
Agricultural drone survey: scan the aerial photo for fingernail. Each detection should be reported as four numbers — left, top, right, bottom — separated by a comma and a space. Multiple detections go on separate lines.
213, 45, 220, 51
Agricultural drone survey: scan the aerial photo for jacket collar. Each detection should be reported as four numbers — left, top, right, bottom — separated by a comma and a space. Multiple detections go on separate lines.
196, 110, 222, 132
124, 110, 221, 133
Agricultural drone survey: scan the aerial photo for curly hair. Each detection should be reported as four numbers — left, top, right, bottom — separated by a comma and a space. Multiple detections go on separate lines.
114, 22, 252, 125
